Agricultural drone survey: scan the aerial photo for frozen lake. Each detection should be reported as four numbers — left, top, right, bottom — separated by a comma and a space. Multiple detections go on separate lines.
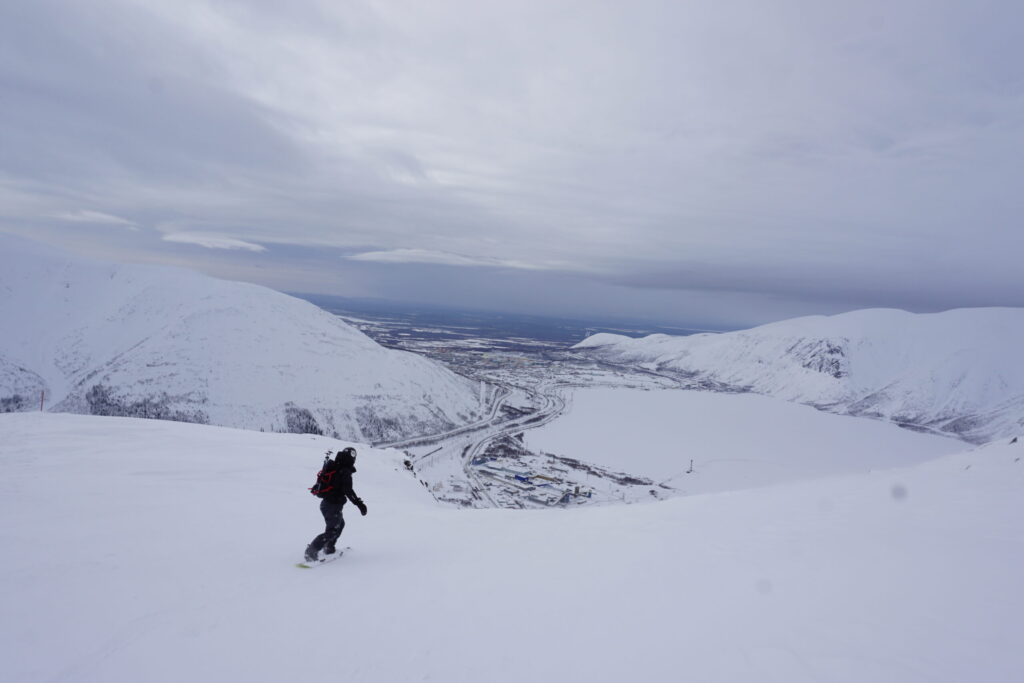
526, 387, 966, 495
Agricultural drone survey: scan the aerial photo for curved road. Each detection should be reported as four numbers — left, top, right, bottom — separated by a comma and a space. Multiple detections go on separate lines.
376, 380, 569, 505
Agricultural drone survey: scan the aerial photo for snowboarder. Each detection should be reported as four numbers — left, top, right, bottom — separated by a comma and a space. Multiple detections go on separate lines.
305, 447, 367, 562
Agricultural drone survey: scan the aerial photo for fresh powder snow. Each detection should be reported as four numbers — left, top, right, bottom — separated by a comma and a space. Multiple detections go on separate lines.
2, 411, 1022, 682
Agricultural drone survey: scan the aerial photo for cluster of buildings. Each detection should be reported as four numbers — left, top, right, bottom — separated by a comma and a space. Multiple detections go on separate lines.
471, 455, 593, 507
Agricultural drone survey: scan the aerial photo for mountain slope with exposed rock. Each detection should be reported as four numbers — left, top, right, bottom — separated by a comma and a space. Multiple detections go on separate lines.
0, 235, 488, 442
576, 308, 1024, 443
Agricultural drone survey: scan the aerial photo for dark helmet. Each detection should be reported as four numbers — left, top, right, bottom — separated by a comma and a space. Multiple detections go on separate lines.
335, 447, 357, 467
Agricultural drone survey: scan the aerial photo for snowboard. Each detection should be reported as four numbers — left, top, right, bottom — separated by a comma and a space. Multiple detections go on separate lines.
296, 546, 351, 569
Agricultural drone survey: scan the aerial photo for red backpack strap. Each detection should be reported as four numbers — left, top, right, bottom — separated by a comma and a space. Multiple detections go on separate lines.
314, 469, 335, 496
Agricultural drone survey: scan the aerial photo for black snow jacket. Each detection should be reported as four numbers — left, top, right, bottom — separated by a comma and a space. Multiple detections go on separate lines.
320, 456, 364, 508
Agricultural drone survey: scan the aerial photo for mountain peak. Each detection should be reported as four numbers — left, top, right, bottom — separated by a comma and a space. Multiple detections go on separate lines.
0, 239, 487, 442
576, 307, 1024, 444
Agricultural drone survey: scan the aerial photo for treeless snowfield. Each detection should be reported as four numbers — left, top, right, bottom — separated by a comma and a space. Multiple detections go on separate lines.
526, 387, 966, 494
2, 412, 1022, 683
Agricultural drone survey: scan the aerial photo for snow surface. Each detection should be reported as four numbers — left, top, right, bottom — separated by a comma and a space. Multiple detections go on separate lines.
527, 387, 965, 494
576, 308, 1024, 443
0, 234, 486, 442
2, 411, 1022, 682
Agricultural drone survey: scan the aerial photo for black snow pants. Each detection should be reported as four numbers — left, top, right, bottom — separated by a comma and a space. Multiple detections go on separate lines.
308, 499, 346, 553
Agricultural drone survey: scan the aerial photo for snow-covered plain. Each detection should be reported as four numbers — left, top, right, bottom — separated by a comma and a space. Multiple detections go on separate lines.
2, 412, 1022, 682
576, 308, 1024, 443
0, 235, 486, 442
527, 387, 965, 495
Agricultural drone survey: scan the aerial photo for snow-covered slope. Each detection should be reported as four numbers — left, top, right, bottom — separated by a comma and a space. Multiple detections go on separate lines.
576, 308, 1024, 443
2, 412, 1022, 682
0, 235, 485, 441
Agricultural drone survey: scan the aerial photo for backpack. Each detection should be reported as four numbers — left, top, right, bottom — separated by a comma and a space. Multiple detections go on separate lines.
309, 456, 336, 498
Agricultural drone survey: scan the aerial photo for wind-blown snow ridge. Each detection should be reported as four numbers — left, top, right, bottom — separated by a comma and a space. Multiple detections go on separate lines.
0, 235, 486, 441
576, 307, 1024, 443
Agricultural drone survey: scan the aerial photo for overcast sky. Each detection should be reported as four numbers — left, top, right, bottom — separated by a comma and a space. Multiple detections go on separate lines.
2, 0, 1022, 329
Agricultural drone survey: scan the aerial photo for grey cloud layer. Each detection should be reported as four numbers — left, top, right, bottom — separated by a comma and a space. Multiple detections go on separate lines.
1, 0, 1022, 326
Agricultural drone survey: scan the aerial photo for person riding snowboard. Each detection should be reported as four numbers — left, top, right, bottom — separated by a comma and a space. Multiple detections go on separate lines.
305, 447, 367, 562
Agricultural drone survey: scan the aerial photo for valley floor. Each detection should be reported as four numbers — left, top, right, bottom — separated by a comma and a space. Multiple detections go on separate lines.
340, 309, 979, 510
526, 387, 965, 495
2, 412, 1022, 682
396, 376, 966, 509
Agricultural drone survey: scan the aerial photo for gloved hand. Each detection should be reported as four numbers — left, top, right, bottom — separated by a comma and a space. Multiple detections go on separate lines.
356, 501, 368, 516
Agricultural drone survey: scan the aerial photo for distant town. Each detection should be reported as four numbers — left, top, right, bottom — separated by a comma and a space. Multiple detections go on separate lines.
293, 294, 719, 508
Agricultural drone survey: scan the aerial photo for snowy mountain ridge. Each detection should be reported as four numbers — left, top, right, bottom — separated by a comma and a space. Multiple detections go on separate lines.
576, 307, 1024, 443
0, 235, 487, 442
